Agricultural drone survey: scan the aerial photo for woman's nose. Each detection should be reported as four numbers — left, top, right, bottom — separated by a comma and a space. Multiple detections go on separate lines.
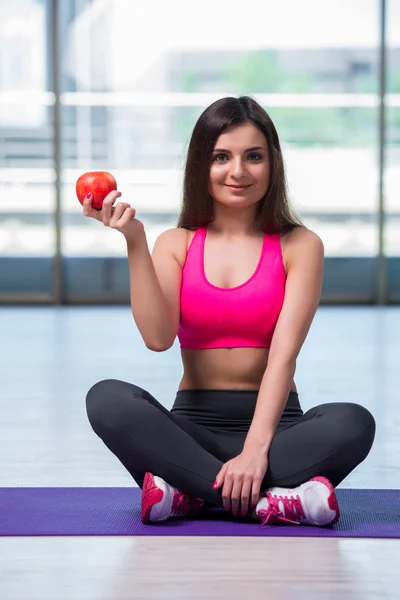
231, 158, 246, 177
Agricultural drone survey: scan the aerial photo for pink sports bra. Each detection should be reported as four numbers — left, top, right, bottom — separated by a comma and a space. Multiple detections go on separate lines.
177, 226, 286, 350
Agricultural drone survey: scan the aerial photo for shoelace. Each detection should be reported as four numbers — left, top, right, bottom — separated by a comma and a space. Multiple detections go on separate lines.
171, 491, 203, 516
257, 492, 306, 526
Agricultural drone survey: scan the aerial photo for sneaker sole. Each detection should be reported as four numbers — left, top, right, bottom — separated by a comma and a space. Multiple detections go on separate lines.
141, 472, 163, 524
310, 475, 340, 525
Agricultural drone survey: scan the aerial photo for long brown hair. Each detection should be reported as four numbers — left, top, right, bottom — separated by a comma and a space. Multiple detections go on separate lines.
176, 96, 304, 235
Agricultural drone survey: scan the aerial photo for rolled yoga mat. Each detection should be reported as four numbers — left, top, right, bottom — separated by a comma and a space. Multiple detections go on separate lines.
0, 487, 399, 538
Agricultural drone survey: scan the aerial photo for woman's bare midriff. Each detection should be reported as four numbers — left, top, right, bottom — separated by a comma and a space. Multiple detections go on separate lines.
174, 227, 297, 393
178, 346, 297, 391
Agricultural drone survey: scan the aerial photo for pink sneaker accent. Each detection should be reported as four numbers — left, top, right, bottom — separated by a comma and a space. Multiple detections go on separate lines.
141, 472, 205, 524
310, 476, 340, 525
256, 475, 340, 527
141, 472, 164, 523
170, 488, 204, 517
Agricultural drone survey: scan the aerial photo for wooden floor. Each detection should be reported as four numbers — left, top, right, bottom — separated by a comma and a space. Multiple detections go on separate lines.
1, 306, 399, 599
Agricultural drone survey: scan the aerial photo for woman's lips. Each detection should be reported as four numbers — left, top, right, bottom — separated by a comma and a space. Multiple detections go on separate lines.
225, 184, 251, 192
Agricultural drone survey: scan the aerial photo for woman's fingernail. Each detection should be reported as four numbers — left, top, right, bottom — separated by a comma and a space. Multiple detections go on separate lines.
86, 192, 92, 199
212, 482, 218, 489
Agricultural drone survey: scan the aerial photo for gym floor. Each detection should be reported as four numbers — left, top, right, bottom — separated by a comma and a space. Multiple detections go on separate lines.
1, 306, 399, 599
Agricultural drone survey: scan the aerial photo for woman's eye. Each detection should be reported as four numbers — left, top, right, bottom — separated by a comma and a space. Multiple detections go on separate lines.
213, 153, 262, 162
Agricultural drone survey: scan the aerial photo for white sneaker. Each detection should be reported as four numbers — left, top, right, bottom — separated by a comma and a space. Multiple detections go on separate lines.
141, 472, 205, 523
255, 476, 340, 527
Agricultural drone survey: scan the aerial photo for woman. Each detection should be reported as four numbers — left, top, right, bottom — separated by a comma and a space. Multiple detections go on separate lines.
84, 96, 376, 527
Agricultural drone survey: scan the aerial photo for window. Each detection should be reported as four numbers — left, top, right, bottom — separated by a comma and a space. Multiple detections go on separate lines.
0, 0, 397, 302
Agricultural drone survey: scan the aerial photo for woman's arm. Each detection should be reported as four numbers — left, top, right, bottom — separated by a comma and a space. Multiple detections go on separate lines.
127, 228, 183, 352
244, 226, 324, 453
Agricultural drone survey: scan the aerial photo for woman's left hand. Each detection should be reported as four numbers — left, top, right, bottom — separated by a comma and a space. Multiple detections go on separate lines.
213, 448, 269, 517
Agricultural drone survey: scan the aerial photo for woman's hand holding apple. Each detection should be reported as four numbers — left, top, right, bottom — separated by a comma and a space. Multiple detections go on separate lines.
78, 171, 145, 244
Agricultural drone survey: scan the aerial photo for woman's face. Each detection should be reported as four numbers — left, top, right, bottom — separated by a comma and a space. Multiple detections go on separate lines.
208, 122, 270, 210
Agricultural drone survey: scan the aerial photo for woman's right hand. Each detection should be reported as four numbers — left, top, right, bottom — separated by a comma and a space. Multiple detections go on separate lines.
82, 190, 145, 244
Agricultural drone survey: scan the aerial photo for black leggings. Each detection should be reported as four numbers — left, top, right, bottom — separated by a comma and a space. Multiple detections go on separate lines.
86, 379, 376, 506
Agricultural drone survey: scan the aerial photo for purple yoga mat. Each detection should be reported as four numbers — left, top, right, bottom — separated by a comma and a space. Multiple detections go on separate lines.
0, 487, 399, 538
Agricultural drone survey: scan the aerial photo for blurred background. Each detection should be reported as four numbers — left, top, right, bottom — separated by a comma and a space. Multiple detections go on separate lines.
0, 0, 399, 304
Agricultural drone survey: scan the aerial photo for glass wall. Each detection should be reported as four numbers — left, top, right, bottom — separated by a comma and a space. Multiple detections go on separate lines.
0, 0, 55, 298
387, 0, 400, 299
0, 0, 398, 302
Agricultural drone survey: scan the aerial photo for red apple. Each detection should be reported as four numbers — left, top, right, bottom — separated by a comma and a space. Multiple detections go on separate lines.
76, 171, 117, 210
